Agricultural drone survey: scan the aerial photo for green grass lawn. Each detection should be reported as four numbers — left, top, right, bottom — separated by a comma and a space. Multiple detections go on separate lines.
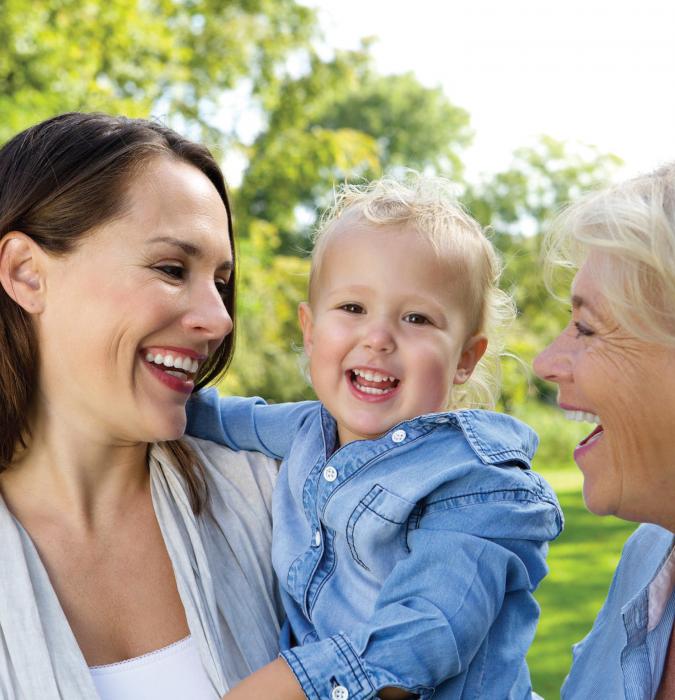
519, 404, 637, 698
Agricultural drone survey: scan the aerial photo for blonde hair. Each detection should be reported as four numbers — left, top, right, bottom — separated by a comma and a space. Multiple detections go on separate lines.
545, 162, 675, 346
310, 174, 515, 409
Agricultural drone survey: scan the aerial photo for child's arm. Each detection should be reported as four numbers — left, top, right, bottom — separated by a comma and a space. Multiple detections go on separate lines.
186, 388, 316, 459
222, 658, 414, 699
268, 491, 561, 699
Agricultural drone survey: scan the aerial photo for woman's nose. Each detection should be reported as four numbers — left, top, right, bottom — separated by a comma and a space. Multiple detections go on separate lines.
533, 334, 572, 383
182, 282, 233, 344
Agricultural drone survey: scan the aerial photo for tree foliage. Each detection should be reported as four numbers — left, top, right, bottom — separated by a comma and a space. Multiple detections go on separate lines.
236, 45, 472, 251
0, 0, 316, 144
465, 137, 622, 408
0, 1, 623, 408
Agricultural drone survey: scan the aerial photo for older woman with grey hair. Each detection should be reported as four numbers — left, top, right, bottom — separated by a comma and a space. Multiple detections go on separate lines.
534, 163, 675, 699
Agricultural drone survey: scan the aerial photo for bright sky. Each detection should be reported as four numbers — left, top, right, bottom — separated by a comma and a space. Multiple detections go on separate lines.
307, 0, 675, 181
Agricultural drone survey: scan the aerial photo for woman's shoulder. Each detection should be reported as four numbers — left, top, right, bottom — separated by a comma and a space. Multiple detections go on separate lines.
616, 523, 673, 573
184, 436, 278, 506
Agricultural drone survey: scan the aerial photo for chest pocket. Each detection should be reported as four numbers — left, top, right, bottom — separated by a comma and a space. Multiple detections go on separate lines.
346, 484, 416, 580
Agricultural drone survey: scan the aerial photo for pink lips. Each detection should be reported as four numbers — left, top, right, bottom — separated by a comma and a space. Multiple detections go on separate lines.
573, 423, 604, 461
141, 347, 206, 396
144, 359, 194, 395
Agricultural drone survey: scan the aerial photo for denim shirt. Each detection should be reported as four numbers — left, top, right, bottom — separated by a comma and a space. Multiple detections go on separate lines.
562, 524, 675, 700
187, 390, 563, 699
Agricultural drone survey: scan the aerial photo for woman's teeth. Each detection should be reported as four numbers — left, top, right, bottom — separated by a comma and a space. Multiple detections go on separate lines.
564, 410, 600, 424
145, 352, 199, 375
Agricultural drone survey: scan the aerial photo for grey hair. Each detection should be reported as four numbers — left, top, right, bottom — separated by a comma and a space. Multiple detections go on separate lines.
544, 162, 675, 346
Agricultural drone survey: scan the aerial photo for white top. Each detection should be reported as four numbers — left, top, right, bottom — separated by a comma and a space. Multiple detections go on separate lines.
91, 636, 218, 700
0, 439, 283, 699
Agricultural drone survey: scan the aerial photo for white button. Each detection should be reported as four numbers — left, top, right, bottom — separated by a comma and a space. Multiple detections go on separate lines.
323, 466, 338, 482
331, 686, 349, 700
313, 530, 321, 546
391, 429, 407, 443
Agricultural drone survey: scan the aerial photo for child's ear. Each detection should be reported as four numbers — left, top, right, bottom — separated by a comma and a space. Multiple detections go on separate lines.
0, 232, 46, 314
298, 302, 314, 357
453, 334, 488, 385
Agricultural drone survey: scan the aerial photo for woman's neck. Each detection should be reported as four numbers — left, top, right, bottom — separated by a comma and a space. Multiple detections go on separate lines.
0, 415, 150, 532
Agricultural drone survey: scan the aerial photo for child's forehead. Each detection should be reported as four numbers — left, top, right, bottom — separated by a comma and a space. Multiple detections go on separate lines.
318, 226, 467, 291
316, 221, 458, 273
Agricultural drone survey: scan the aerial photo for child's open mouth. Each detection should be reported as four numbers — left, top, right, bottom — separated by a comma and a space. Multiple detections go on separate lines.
348, 368, 400, 396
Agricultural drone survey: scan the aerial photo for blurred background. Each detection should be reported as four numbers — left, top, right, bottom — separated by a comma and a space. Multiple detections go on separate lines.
3, 0, 672, 694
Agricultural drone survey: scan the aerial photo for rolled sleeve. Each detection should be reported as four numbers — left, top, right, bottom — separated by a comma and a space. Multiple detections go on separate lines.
281, 634, 381, 700
279, 525, 545, 699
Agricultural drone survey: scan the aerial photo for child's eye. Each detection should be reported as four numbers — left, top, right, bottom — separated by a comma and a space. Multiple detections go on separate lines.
574, 321, 595, 338
404, 313, 431, 325
156, 264, 184, 280
340, 303, 365, 314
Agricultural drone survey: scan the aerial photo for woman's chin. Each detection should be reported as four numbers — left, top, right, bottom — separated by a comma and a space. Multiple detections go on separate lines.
581, 480, 618, 517
144, 412, 188, 444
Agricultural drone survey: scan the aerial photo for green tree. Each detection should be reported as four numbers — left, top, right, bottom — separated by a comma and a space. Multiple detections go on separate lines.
465, 136, 622, 408
236, 45, 472, 252
0, 0, 316, 144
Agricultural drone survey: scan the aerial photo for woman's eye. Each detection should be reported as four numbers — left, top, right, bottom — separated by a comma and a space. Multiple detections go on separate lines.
574, 321, 595, 338
340, 303, 365, 314
156, 264, 184, 280
215, 278, 230, 301
404, 313, 430, 325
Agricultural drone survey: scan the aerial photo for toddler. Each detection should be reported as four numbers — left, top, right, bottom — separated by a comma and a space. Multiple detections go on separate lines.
187, 176, 562, 699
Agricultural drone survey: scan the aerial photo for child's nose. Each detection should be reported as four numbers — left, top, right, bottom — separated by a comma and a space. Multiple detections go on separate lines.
362, 322, 395, 353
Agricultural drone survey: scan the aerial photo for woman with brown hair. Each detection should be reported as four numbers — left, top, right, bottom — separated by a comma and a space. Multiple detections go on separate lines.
0, 113, 281, 699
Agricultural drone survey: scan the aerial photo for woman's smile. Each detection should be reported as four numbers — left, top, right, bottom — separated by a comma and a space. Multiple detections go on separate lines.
142, 347, 206, 395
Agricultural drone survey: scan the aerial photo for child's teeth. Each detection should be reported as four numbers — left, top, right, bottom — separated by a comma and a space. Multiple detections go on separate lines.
353, 369, 395, 383
358, 384, 390, 395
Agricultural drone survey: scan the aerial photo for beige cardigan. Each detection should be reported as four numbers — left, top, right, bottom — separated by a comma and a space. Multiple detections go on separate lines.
0, 438, 283, 699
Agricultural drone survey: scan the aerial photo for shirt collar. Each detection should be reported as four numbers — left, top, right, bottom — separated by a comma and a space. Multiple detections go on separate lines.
648, 536, 675, 631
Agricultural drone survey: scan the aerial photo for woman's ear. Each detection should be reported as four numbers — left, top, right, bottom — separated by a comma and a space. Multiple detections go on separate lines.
298, 302, 314, 357
0, 232, 46, 313
453, 334, 488, 385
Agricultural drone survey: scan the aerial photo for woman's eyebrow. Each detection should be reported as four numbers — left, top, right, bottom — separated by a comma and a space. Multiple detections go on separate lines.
571, 294, 600, 318
146, 235, 233, 271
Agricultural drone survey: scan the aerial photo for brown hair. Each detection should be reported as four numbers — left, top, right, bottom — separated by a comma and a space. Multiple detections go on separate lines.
0, 112, 237, 512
